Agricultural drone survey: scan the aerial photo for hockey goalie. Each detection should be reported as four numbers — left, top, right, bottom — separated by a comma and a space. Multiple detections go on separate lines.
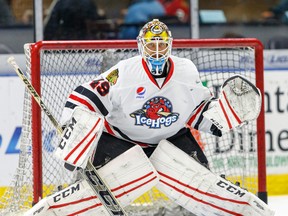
24, 19, 275, 216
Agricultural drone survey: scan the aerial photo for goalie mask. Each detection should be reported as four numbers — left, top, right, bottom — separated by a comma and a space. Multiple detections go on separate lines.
137, 19, 173, 77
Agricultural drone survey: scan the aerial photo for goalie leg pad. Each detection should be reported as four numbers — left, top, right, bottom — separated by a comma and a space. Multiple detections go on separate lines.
150, 140, 275, 216
24, 145, 159, 216
97, 144, 159, 207
55, 106, 104, 169
24, 179, 110, 216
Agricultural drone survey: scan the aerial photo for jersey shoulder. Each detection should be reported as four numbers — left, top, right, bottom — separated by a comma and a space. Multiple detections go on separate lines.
100, 55, 143, 88
171, 55, 198, 71
120, 55, 142, 65
102, 55, 141, 72
170, 55, 200, 80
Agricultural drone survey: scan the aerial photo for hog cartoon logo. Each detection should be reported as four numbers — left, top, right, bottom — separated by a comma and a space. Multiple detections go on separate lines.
130, 96, 179, 128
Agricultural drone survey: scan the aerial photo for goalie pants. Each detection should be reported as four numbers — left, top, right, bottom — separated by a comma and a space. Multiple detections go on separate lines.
92, 127, 209, 169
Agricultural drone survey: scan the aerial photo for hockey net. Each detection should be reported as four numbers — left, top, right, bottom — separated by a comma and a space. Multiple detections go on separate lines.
0, 39, 266, 215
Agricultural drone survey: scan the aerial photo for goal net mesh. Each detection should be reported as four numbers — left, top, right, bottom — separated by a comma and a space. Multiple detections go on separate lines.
0, 40, 264, 216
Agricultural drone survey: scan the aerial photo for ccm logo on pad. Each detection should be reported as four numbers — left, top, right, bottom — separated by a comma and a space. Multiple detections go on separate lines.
58, 117, 77, 149
216, 180, 246, 197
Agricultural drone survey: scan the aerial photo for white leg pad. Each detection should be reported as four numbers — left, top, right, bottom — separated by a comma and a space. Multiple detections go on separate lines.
24, 179, 110, 216
97, 144, 159, 207
150, 140, 275, 216
24, 144, 159, 216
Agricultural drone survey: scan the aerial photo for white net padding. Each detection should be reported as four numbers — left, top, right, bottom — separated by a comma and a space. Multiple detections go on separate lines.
0, 40, 265, 216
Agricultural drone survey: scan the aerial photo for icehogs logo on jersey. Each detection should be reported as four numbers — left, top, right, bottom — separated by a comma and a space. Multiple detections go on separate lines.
130, 96, 179, 128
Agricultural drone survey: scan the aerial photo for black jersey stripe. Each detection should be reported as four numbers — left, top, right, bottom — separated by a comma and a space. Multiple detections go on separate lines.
194, 101, 211, 130
192, 100, 206, 113
112, 126, 131, 140
112, 126, 158, 147
74, 86, 108, 116
64, 101, 77, 109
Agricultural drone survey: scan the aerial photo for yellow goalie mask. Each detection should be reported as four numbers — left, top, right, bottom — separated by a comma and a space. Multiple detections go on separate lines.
137, 19, 173, 76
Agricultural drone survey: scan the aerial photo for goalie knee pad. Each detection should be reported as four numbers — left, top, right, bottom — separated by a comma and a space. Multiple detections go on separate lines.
150, 140, 275, 216
25, 145, 159, 216
97, 144, 159, 207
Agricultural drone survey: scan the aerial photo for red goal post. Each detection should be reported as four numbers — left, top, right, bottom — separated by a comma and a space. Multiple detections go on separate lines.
0, 38, 267, 215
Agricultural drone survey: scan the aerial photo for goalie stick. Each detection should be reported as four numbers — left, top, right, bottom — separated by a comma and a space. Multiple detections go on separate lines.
7, 56, 127, 216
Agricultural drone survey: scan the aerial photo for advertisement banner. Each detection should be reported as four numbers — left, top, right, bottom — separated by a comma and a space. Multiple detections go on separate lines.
0, 77, 24, 186
264, 71, 288, 174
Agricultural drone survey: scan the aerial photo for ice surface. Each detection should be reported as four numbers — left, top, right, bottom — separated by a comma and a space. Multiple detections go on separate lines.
269, 195, 288, 216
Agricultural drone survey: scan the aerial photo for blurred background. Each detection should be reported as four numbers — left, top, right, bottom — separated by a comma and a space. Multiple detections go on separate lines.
1, 0, 288, 53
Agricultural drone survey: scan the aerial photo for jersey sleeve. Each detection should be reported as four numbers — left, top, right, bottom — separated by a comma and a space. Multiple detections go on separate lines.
60, 65, 119, 126
184, 59, 222, 137
187, 98, 222, 137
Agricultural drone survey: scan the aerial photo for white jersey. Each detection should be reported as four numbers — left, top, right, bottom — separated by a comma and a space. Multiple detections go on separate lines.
62, 55, 217, 146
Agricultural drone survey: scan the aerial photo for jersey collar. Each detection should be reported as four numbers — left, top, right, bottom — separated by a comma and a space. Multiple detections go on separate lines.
142, 57, 174, 89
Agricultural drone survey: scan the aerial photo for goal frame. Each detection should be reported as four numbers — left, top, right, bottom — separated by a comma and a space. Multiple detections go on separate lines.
28, 38, 266, 205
